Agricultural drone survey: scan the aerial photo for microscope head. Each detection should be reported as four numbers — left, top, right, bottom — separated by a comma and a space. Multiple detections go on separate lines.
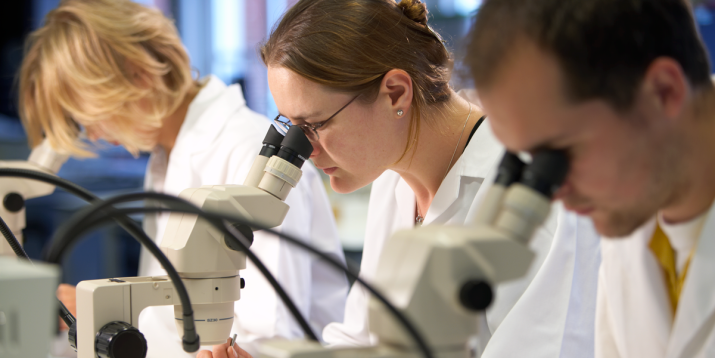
160, 126, 313, 346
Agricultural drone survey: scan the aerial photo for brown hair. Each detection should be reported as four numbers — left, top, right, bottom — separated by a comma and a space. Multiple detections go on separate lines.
19, 0, 195, 156
261, 0, 452, 161
466, 0, 712, 111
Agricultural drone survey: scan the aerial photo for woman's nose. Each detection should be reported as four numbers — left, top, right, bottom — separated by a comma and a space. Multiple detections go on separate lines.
309, 141, 322, 158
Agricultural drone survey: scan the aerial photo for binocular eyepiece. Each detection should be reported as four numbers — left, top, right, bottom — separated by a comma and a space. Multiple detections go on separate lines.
260, 125, 313, 168
495, 150, 569, 199
245, 125, 314, 201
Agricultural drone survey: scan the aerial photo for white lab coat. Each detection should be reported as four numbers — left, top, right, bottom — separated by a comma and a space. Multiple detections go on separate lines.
136, 76, 349, 357
596, 201, 715, 358
323, 92, 602, 357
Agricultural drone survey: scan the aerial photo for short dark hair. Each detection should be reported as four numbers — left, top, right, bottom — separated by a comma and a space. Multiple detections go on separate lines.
466, 0, 713, 110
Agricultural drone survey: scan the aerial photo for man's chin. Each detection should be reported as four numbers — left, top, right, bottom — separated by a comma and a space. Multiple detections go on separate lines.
590, 210, 650, 239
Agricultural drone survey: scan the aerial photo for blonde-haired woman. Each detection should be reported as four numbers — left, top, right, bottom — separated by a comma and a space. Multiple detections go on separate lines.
19, 0, 349, 357
202, 0, 601, 357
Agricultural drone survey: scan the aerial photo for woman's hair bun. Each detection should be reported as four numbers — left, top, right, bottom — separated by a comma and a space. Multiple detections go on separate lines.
397, 0, 428, 27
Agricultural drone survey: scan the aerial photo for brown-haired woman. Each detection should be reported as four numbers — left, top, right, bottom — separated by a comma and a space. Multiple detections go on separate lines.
200, 1, 601, 357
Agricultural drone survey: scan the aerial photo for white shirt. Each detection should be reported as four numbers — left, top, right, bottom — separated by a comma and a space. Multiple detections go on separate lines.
323, 91, 602, 357
137, 76, 349, 357
658, 212, 706, 274
596, 201, 715, 358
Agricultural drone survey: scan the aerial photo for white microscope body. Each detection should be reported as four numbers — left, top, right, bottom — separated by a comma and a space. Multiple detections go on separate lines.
0, 139, 69, 256
75, 126, 313, 357
259, 151, 567, 358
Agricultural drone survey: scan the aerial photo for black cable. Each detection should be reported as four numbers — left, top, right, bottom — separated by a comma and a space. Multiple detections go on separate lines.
46, 192, 433, 358
0, 213, 30, 259
0, 214, 76, 327
5, 169, 431, 357
0, 168, 200, 352
45, 192, 321, 342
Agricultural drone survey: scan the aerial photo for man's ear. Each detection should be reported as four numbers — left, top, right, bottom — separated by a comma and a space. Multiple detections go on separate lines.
639, 57, 690, 121
379, 69, 414, 117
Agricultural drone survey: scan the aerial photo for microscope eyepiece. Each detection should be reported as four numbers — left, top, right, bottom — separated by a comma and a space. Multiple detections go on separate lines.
276, 126, 314, 169
494, 152, 526, 187
259, 125, 285, 158
519, 150, 569, 198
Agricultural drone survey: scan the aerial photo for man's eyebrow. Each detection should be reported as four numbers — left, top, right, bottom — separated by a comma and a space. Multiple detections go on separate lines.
525, 133, 569, 153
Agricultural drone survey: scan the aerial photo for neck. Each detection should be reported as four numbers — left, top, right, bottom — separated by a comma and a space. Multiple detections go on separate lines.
157, 83, 199, 156
661, 90, 715, 224
392, 90, 482, 215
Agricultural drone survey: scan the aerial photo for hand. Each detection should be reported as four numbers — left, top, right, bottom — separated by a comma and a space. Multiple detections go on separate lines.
197, 338, 252, 358
57, 284, 77, 331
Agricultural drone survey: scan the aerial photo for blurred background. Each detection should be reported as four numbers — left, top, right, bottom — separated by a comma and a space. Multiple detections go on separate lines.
2, 0, 715, 286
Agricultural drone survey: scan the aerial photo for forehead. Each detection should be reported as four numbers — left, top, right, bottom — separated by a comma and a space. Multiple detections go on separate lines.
478, 41, 578, 152
267, 66, 336, 119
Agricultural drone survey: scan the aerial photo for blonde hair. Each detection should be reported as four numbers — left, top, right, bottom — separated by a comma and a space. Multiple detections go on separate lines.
19, 0, 195, 156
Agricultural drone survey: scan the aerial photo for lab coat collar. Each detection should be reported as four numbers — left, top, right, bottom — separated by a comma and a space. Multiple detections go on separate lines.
667, 199, 715, 358
423, 119, 503, 225
171, 75, 246, 157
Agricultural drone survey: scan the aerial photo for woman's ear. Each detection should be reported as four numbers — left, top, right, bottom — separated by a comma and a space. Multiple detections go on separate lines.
380, 69, 414, 117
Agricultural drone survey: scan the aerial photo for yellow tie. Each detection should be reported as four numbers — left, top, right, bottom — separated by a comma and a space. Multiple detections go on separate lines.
649, 224, 694, 316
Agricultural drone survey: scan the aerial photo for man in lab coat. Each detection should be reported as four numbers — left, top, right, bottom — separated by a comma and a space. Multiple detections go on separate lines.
467, 0, 715, 357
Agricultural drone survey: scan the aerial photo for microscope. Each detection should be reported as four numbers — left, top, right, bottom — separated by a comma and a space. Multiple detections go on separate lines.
0, 139, 69, 256
74, 126, 313, 358
258, 150, 568, 358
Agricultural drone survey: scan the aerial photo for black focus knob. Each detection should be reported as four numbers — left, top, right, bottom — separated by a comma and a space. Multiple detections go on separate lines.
459, 280, 493, 311
3, 193, 25, 213
224, 223, 254, 251
95, 321, 147, 358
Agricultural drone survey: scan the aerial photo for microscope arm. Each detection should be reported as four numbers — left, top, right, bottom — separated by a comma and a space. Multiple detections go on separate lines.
75, 185, 286, 357
0, 139, 68, 255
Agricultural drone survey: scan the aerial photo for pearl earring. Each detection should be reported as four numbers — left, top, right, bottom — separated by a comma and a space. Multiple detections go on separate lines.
397, 109, 404, 117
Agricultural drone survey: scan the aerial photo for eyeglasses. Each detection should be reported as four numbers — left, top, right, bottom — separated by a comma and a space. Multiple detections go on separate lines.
273, 95, 360, 142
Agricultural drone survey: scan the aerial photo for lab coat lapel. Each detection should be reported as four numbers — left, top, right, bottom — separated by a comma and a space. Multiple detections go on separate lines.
667, 202, 715, 358
601, 219, 672, 358
424, 119, 503, 225
395, 177, 417, 230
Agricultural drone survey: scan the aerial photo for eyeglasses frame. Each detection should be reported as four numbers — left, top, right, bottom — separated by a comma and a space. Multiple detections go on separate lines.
273, 94, 360, 141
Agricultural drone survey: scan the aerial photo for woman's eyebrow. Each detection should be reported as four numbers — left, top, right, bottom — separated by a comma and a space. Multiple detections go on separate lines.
282, 110, 324, 122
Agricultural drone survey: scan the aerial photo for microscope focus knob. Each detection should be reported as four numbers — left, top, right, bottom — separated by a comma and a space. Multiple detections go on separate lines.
3, 192, 24, 212
225, 223, 254, 250
95, 321, 147, 358
459, 280, 493, 311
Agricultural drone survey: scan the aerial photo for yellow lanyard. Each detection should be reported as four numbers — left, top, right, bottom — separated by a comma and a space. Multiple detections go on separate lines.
648, 224, 694, 316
